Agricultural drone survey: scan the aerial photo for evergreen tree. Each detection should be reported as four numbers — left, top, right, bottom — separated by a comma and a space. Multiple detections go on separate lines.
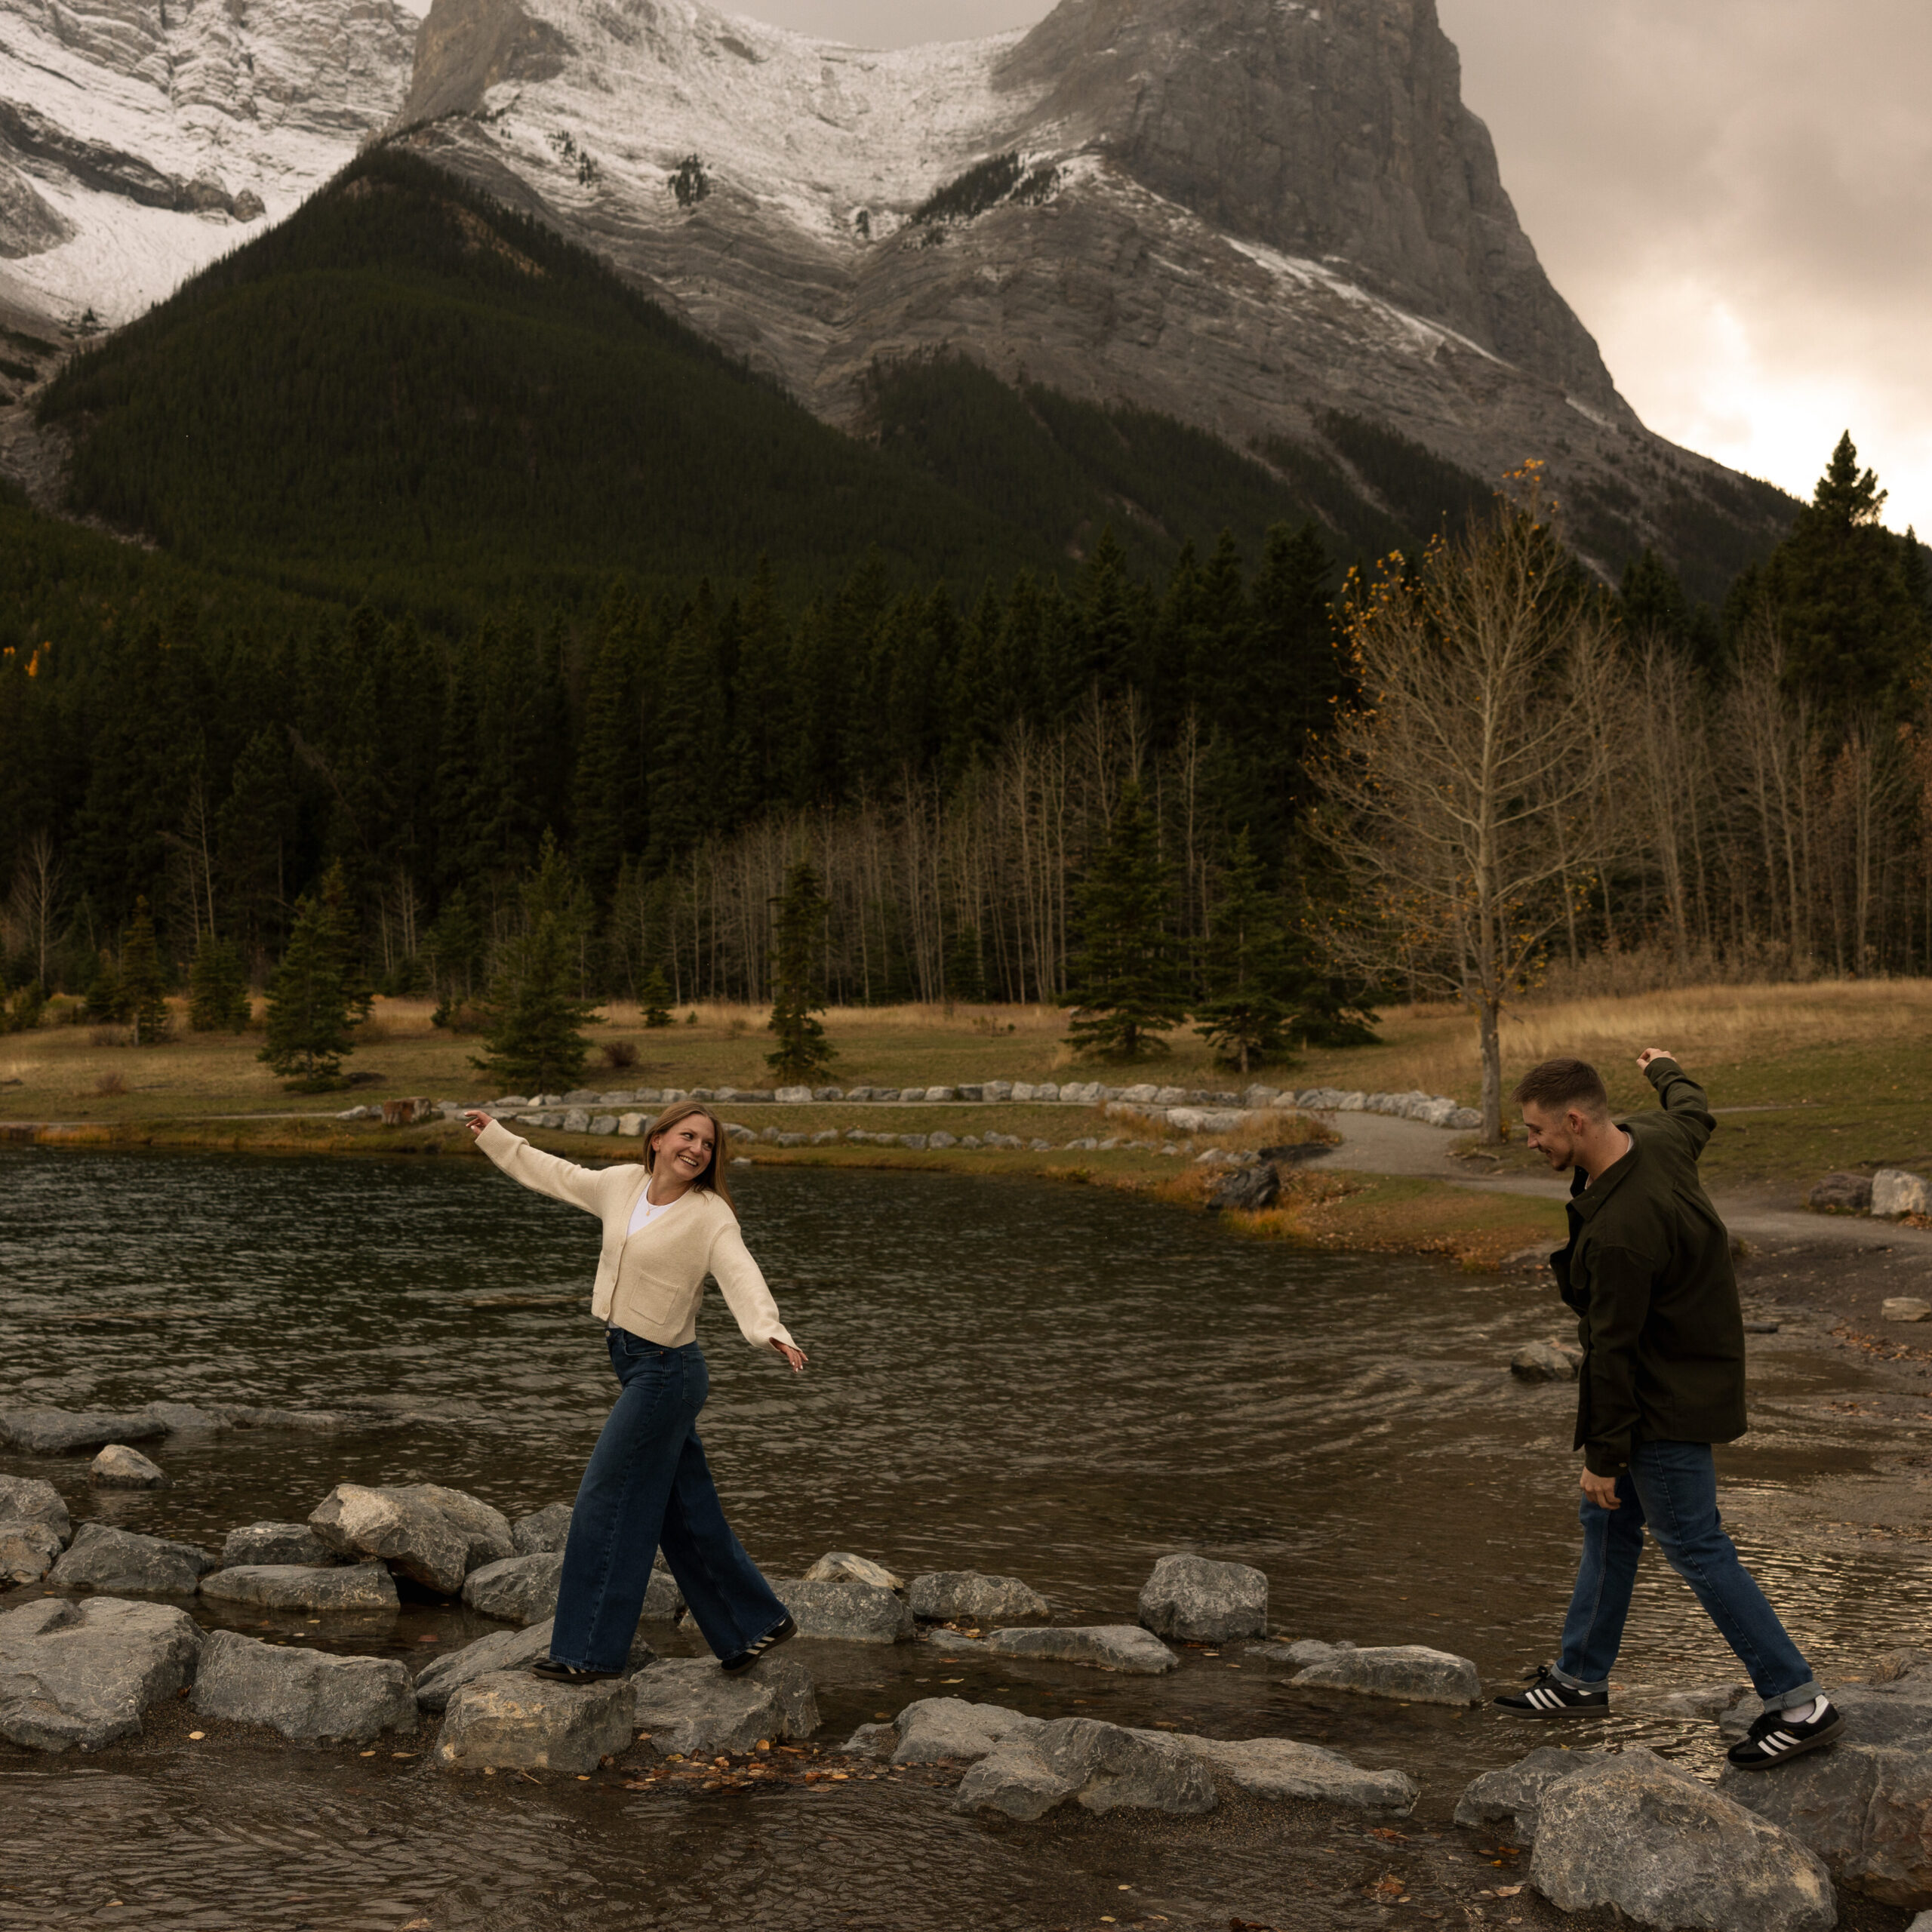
118, 897, 171, 1045
1193, 830, 1295, 1074
426, 886, 486, 1028
83, 950, 125, 1025
187, 932, 253, 1032
766, 854, 835, 1081
1063, 780, 1186, 1060
259, 879, 358, 1085
472, 833, 601, 1092
639, 964, 675, 1028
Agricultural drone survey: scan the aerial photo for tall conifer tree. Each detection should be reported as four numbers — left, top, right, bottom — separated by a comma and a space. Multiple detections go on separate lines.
1063, 780, 1186, 1060
118, 897, 171, 1045
766, 854, 835, 1081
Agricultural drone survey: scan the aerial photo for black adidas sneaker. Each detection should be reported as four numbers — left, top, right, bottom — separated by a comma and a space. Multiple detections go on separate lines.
721, 1613, 797, 1675
1725, 1699, 1845, 1770
1493, 1665, 1610, 1718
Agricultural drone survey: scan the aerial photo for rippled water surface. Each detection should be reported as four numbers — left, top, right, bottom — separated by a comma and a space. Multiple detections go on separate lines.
2, 1147, 1924, 1928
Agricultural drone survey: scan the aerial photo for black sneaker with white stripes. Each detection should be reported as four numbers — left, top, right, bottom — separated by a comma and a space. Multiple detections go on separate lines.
1725, 1699, 1845, 1770
1493, 1664, 1610, 1718
720, 1613, 797, 1675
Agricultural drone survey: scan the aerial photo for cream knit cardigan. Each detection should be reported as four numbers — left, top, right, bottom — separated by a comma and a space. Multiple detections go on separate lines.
476, 1119, 796, 1352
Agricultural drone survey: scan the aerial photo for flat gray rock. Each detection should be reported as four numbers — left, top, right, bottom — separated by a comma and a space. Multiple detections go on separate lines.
88, 1443, 168, 1489
1454, 1746, 1604, 1844
510, 1502, 573, 1555
435, 1669, 637, 1774
884, 1696, 1047, 1765
0, 1475, 71, 1543
801, 1551, 903, 1592
309, 1483, 469, 1595
1250, 1637, 1357, 1666
768, 1577, 913, 1644
1291, 1642, 1480, 1706
1137, 1553, 1267, 1642
383, 1484, 514, 1571
1170, 1734, 1418, 1815
1531, 1749, 1835, 1932
48, 1522, 215, 1595
192, 1629, 417, 1743
198, 1562, 399, 1613
0, 1595, 203, 1749
462, 1551, 565, 1624
956, 1717, 1216, 1820
984, 1625, 1179, 1675
629, 1656, 818, 1756
1510, 1340, 1581, 1381
0, 1518, 64, 1585
0, 1408, 168, 1455
220, 1521, 343, 1568
908, 1571, 1049, 1624
134, 1401, 229, 1434
411, 1617, 657, 1713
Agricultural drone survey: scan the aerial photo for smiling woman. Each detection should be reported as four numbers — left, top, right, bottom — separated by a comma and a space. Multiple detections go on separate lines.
460, 1099, 808, 1682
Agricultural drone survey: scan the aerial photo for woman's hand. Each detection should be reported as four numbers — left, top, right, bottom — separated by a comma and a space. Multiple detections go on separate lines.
463, 1109, 493, 1138
770, 1339, 808, 1374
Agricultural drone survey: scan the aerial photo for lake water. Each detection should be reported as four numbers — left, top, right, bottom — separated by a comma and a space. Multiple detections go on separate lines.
2, 1147, 1924, 1930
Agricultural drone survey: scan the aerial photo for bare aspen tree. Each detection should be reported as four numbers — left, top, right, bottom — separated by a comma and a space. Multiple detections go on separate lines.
1309, 484, 1629, 1140
7, 829, 63, 989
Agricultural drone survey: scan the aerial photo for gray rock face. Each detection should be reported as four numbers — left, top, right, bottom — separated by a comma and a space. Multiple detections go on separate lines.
383, 1484, 515, 1571
629, 1657, 819, 1756
220, 1521, 343, 1569
88, 1443, 168, 1488
768, 1577, 913, 1644
1249, 1636, 1358, 1667
0, 1475, 71, 1543
1511, 1340, 1582, 1381
192, 1629, 417, 1743
1809, 1172, 1873, 1214
0, 1595, 203, 1749
462, 1551, 565, 1625
0, 1407, 168, 1455
801, 1551, 904, 1592
198, 1562, 400, 1613
1291, 1642, 1480, 1706
886, 1696, 1047, 1764
984, 1625, 1179, 1675
309, 1484, 470, 1595
1171, 1734, 1417, 1815
0, 1518, 64, 1585
1531, 1749, 1835, 1932
956, 1716, 1217, 1819
48, 1522, 215, 1595
1137, 1553, 1267, 1642
641, 1567, 688, 1623
1454, 1746, 1605, 1845
1874, 1170, 1932, 1218
908, 1571, 1049, 1624
1206, 1164, 1281, 1213
411, 1617, 657, 1713
510, 1502, 573, 1555
435, 1670, 638, 1774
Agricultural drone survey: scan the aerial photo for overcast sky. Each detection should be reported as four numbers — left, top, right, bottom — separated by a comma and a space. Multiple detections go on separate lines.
737, 0, 1932, 535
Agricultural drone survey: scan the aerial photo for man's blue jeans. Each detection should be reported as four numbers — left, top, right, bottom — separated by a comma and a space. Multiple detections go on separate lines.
549, 1333, 788, 1672
1552, 1439, 1820, 1713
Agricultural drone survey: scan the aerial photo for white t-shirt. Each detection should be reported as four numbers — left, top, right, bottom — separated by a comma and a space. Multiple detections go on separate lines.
626, 1189, 678, 1238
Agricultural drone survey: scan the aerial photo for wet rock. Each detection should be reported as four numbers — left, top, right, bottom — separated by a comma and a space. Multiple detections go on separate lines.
983, 1625, 1179, 1674
192, 1629, 417, 1743
0, 1518, 63, 1585
511, 1502, 573, 1555
48, 1523, 215, 1595
462, 1551, 564, 1624
88, 1443, 168, 1489
383, 1484, 515, 1571
1249, 1637, 1356, 1667
1206, 1164, 1281, 1213
435, 1669, 638, 1774
1137, 1552, 1267, 1642
629, 1656, 818, 1755
801, 1551, 904, 1592
1531, 1748, 1835, 1932
1171, 1734, 1417, 1815
1874, 1170, 1932, 1218
841, 1720, 895, 1755
1290, 1643, 1481, 1706
0, 1595, 203, 1749
0, 1475, 71, 1543
908, 1571, 1049, 1623
884, 1696, 1046, 1764
134, 1401, 229, 1434
1510, 1340, 1581, 1380
1809, 1173, 1873, 1214
766, 1577, 913, 1643
1454, 1746, 1606, 1844
309, 1483, 470, 1595
956, 1717, 1216, 1820
1616, 1681, 1752, 1721
0, 1407, 168, 1455
220, 1521, 343, 1568
411, 1617, 656, 1713
199, 1562, 400, 1613
1884, 1299, 1932, 1324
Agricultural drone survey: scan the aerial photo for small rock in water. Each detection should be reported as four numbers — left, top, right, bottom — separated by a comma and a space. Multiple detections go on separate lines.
88, 1443, 168, 1489
509, 1502, 573, 1555
462, 1551, 565, 1625
1137, 1552, 1267, 1642
220, 1521, 343, 1568
1290, 1642, 1481, 1706
48, 1523, 215, 1595
1248, 1637, 1357, 1667
801, 1551, 904, 1592
198, 1562, 399, 1613
955, 1716, 1215, 1820
1454, 1746, 1605, 1844
134, 1401, 229, 1434
1884, 1298, 1932, 1323
768, 1577, 913, 1643
983, 1625, 1179, 1675
907, 1571, 1048, 1624
0, 1475, 71, 1544
872, 1696, 1045, 1764
309, 1484, 470, 1596
0, 1518, 64, 1585
0, 1595, 203, 1750
435, 1670, 637, 1774
0, 1407, 168, 1456
628, 1656, 818, 1756
1509, 1340, 1581, 1381
192, 1629, 417, 1743
412, 1617, 655, 1713
1171, 1734, 1417, 1815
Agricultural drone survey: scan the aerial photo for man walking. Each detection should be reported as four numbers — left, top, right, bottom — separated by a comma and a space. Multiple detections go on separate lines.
1494, 1049, 1844, 1769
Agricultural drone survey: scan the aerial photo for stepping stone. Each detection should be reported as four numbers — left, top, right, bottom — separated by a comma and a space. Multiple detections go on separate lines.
0, 1519, 64, 1585
309, 1484, 469, 1595
956, 1716, 1215, 1819
198, 1562, 399, 1612
983, 1624, 1179, 1675
1290, 1641, 1481, 1706
435, 1670, 637, 1775
413, 1618, 657, 1713
48, 1524, 215, 1595
0, 1475, 70, 1543
220, 1521, 343, 1568
801, 1551, 903, 1592
0, 1595, 203, 1749
908, 1572, 1048, 1624
1137, 1553, 1267, 1642
509, 1502, 572, 1555
88, 1444, 168, 1489
192, 1629, 417, 1743
768, 1577, 912, 1644
0, 1408, 168, 1455
629, 1657, 818, 1756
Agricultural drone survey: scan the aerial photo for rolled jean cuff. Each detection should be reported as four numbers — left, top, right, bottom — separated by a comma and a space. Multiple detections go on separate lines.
1550, 1663, 1609, 1692
1763, 1677, 1823, 1715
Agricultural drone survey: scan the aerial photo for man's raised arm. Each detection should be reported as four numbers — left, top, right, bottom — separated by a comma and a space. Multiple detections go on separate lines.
1635, 1048, 1715, 1155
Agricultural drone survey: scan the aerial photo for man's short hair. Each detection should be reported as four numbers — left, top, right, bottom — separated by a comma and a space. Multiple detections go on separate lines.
1512, 1057, 1611, 1119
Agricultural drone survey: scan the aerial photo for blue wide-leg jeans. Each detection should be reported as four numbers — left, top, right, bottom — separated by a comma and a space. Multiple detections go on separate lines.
548, 1331, 788, 1672
1552, 1438, 1820, 1713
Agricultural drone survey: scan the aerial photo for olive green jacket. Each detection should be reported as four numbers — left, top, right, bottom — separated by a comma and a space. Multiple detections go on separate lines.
1550, 1059, 1747, 1475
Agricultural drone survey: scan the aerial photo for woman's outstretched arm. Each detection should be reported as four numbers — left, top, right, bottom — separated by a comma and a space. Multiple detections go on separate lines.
463, 1110, 611, 1216
708, 1214, 808, 1373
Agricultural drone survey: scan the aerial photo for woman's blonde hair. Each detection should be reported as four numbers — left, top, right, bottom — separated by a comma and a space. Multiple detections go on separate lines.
643, 1101, 735, 1213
